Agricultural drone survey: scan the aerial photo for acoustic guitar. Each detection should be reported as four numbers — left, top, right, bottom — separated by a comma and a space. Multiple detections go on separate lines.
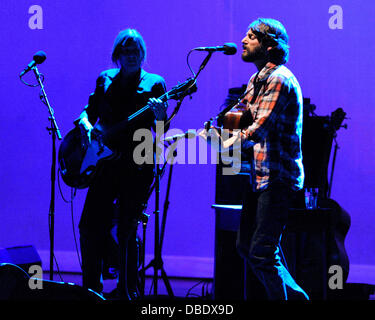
58, 78, 196, 189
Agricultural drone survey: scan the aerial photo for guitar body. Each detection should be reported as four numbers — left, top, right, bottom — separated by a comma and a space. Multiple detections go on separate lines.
323, 198, 351, 283
58, 78, 197, 189
58, 126, 116, 189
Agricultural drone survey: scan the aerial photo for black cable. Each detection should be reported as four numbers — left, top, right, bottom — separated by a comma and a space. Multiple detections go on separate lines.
57, 168, 76, 203
53, 254, 63, 282
19, 73, 45, 87
57, 168, 81, 269
48, 213, 64, 282
185, 279, 204, 298
186, 49, 196, 79
70, 187, 82, 270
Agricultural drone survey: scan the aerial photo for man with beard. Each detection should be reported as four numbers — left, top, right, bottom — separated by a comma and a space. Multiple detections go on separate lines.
203, 18, 309, 300
237, 18, 309, 300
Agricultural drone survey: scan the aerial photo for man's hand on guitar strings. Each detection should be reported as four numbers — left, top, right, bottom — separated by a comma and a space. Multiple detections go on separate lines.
198, 125, 242, 153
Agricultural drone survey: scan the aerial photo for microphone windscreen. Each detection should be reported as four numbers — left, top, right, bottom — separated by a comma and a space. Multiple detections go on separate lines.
33, 51, 46, 64
223, 43, 237, 55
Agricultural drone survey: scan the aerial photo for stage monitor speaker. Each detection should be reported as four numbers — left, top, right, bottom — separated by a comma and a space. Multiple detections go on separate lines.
0, 263, 104, 301
0, 245, 41, 274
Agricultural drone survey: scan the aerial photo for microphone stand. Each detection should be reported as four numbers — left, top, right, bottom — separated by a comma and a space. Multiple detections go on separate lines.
141, 103, 183, 298
139, 50, 215, 298
32, 66, 62, 281
151, 158, 174, 298
191, 49, 250, 130
141, 132, 189, 298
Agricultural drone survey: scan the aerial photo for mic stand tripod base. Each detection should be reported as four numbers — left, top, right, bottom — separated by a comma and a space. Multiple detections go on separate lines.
140, 163, 175, 299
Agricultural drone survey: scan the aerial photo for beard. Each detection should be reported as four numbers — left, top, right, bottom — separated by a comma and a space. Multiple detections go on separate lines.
241, 45, 266, 62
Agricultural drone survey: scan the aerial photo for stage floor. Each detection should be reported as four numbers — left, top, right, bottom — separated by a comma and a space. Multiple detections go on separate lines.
45, 272, 213, 300
45, 272, 375, 301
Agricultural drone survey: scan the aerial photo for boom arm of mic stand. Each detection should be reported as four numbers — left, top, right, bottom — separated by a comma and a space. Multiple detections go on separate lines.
165, 51, 212, 127
33, 66, 62, 140
194, 51, 213, 80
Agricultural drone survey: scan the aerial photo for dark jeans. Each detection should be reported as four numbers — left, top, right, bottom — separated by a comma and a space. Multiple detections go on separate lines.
236, 180, 309, 300
79, 159, 153, 297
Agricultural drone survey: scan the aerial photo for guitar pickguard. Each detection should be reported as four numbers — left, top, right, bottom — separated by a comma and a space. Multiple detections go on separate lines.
80, 138, 115, 175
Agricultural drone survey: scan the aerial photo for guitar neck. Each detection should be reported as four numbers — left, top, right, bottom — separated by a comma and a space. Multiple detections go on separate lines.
127, 77, 196, 122
127, 91, 169, 122
97, 78, 195, 141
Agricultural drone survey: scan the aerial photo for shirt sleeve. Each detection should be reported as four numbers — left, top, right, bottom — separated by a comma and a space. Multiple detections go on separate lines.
152, 77, 167, 97
242, 75, 289, 146
73, 73, 106, 126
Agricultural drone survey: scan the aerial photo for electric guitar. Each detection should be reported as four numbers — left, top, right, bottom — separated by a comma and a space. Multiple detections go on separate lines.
58, 78, 196, 189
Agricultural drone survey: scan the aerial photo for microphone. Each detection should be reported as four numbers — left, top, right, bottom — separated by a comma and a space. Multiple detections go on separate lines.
194, 43, 237, 55
19, 51, 46, 77
163, 130, 197, 142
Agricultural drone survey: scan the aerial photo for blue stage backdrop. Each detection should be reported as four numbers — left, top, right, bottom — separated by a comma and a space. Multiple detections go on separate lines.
0, 0, 374, 281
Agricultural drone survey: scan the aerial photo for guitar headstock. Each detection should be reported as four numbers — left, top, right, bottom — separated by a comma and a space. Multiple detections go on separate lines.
331, 107, 347, 131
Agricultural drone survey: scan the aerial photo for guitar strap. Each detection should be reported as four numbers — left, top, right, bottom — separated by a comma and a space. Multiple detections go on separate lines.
249, 73, 267, 106
243, 72, 268, 191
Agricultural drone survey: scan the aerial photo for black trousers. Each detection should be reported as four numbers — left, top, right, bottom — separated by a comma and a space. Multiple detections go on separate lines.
236, 180, 309, 300
78, 159, 153, 296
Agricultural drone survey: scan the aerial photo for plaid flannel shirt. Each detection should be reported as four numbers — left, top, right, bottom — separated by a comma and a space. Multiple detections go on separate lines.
241, 62, 304, 191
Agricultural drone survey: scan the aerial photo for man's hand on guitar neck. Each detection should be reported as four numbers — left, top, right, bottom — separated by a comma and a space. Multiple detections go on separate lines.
78, 117, 94, 144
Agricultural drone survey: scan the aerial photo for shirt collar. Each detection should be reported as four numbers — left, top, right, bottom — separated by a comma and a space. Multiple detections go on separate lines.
254, 62, 279, 82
